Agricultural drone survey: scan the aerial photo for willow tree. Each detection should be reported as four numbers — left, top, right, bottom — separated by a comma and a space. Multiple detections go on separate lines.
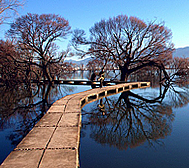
7, 13, 71, 83
72, 15, 174, 81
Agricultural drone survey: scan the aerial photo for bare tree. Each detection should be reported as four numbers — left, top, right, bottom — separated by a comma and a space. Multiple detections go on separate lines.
0, 0, 24, 25
72, 15, 174, 81
7, 13, 71, 83
0, 39, 28, 84
168, 57, 189, 84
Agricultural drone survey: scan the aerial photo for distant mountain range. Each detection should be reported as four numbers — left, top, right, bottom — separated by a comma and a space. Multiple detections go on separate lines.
65, 57, 91, 66
66, 46, 189, 65
173, 46, 189, 58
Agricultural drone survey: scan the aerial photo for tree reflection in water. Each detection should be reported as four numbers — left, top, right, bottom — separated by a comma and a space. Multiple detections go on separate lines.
81, 83, 189, 150
0, 83, 75, 146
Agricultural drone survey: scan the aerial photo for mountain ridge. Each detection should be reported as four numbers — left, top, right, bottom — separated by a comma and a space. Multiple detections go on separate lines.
66, 46, 189, 65
173, 46, 189, 58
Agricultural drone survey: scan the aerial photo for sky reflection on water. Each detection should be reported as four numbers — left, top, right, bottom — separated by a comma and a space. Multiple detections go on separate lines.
80, 84, 189, 168
0, 83, 90, 164
0, 71, 188, 167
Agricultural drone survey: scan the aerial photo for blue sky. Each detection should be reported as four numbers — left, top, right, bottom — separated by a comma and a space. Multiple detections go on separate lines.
1, 0, 189, 49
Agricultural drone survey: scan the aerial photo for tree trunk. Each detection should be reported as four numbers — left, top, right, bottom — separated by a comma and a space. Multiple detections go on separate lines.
120, 65, 129, 81
42, 63, 53, 83
45, 66, 53, 83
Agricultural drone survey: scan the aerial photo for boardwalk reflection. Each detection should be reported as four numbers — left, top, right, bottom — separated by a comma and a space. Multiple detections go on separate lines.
82, 83, 189, 150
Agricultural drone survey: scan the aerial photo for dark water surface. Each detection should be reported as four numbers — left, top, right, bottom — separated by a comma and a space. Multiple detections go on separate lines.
0, 83, 91, 164
80, 85, 189, 168
0, 70, 189, 167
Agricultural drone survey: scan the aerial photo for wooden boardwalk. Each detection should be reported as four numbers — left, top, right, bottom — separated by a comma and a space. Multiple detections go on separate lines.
0, 82, 150, 168
54, 80, 130, 85
32, 79, 133, 86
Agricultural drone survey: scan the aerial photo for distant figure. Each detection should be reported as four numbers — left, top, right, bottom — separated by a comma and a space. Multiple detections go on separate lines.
98, 70, 105, 88
90, 72, 96, 89
90, 72, 96, 81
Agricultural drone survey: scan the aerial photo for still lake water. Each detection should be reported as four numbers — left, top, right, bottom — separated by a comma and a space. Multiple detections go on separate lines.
0, 83, 90, 164
80, 86, 189, 168
0, 71, 189, 167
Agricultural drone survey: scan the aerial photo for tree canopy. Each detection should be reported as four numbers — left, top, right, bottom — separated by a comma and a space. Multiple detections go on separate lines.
7, 13, 71, 82
72, 15, 174, 81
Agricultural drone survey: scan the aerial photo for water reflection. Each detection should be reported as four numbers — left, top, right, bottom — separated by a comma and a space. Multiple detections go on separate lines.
0, 83, 75, 147
82, 83, 189, 150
